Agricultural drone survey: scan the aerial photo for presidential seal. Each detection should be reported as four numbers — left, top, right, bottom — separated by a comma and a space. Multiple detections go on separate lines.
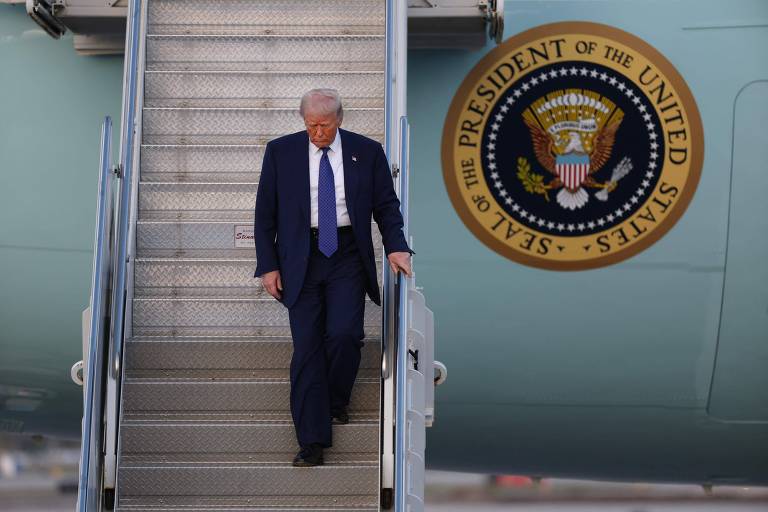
442, 22, 703, 270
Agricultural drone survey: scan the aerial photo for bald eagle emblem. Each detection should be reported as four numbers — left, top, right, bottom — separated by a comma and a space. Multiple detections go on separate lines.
519, 89, 631, 210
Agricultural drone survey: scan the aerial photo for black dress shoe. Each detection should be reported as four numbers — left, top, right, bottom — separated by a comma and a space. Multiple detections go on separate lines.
331, 406, 349, 425
292, 443, 324, 467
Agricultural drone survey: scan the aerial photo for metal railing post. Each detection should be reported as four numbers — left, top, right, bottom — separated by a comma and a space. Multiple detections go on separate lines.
76, 115, 114, 512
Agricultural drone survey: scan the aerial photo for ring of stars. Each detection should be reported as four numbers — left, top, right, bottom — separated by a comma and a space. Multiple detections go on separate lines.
484, 64, 661, 235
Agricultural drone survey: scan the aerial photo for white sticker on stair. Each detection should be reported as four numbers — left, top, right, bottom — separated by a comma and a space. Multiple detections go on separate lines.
234, 225, 254, 248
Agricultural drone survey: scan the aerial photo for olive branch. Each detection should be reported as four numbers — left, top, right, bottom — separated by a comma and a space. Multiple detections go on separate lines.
516, 157, 550, 202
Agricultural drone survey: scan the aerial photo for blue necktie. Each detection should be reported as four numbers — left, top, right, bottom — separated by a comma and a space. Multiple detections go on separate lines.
318, 147, 337, 257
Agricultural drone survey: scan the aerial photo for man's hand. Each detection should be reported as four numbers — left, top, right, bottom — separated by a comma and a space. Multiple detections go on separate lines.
387, 252, 412, 277
261, 270, 283, 301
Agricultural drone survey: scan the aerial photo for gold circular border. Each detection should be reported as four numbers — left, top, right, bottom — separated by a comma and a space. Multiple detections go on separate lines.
441, 21, 704, 270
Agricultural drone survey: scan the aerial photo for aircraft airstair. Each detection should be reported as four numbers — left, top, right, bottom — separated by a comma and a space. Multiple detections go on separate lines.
74, 0, 440, 511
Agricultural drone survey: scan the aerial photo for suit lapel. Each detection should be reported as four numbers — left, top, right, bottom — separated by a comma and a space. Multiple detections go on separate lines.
297, 131, 310, 225
339, 128, 358, 227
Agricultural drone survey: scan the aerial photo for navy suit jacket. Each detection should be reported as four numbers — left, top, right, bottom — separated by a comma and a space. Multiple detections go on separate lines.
253, 128, 413, 309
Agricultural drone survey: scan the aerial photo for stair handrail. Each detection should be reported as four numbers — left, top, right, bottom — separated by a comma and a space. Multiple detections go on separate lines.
393, 115, 411, 510
381, 0, 396, 382
109, 0, 142, 384
76, 116, 114, 512
381, 1, 410, 507
99, 0, 144, 502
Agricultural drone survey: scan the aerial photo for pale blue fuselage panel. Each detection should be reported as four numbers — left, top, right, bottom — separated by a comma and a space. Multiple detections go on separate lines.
410, 0, 768, 481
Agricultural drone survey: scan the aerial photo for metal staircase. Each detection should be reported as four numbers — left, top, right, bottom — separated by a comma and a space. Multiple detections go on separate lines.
76, 1, 438, 510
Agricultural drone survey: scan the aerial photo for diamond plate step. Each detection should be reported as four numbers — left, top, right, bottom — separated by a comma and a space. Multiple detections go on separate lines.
118, 495, 378, 511
147, 0, 384, 36
132, 297, 381, 333
141, 107, 383, 145
133, 258, 384, 298
119, 452, 377, 465
117, 454, 377, 500
125, 336, 381, 370
144, 71, 385, 108
119, 412, 378, 454
139, 182, 257, 212
140, 144, 264, 183
135, 219, 384, 255
137, 183, 389, 223
121, 371, 380, 413
146, 35, 385, 72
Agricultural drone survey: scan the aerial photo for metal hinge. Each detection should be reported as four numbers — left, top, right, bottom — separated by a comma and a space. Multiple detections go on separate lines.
27, 0, 67, 38
478, 0, 504, 44
391, 163, 400, 178
408, 349, 419, 371
112, 163, 122, 178
49, 0, 65, 15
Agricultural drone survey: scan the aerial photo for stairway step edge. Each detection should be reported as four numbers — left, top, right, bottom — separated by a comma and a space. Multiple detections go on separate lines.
146, 33, 385, 39
145, 69, 384, 75
127, 336, 380, 343
119, 454, 378, 467
142, 106, 384, 111
120, 417, 378, 426
123, 371, 380, 382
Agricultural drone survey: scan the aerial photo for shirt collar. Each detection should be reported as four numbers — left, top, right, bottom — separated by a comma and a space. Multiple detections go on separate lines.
309, 129, 341, 155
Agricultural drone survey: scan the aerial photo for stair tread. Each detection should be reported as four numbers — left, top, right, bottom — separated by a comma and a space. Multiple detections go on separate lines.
121, 411, 378, 423
136, 216, 379, 224
128, 335, 380, 343
115, 504, 379, 512
119, 452, 378, 466
117, 494, 378, 510
141, 143, 266, 147
139, 180, 258, 185
145, 69, 384, 75
143, 106, 384, 111
132, 296, 377, 302
146, 33, 385, 39
124, 368, 379, 381
119, 506, 377, 511
133, 257, 383, 263
119, 505, 376, 511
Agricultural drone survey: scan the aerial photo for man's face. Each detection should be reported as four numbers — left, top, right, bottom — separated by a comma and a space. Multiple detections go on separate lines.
303, 109, 342, 148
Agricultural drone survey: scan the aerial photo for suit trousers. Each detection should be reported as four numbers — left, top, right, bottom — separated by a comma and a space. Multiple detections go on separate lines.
287, 226, 367, 448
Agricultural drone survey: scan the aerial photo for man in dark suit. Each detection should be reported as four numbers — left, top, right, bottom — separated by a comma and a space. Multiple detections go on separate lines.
253, 88, 413, 466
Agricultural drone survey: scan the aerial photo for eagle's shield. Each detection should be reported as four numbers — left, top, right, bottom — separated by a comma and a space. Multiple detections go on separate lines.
556, 153, 590, 190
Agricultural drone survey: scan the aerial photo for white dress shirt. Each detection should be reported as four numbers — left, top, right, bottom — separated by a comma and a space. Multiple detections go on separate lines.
309, 130, 351, 228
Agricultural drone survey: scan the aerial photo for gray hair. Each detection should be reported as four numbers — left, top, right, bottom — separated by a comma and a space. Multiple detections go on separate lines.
299, 88, 344, 120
